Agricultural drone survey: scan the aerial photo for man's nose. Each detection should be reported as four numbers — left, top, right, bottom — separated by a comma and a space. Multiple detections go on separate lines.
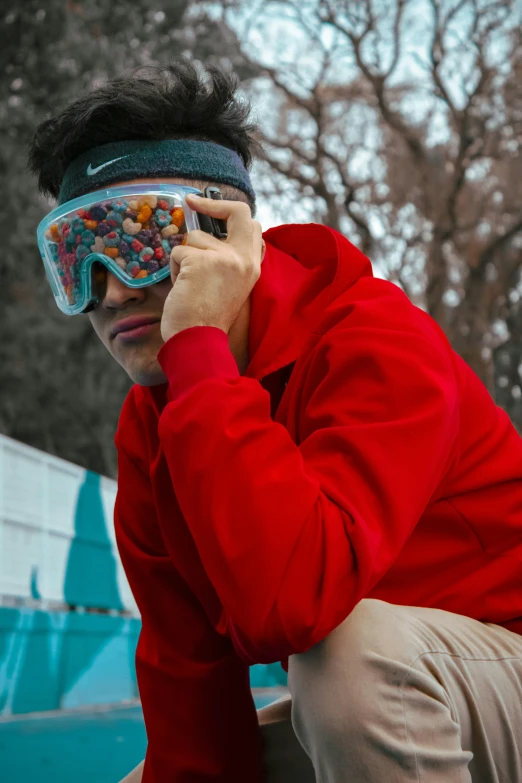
97, 267, 147, 307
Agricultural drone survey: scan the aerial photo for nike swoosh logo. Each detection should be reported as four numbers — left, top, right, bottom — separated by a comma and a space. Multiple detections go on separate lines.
86, 156, 129, 176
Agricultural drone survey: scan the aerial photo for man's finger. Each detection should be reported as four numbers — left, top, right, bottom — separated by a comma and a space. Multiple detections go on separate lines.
170, 244, 215, 269
252, 220, 264, 274
185, 193, 251, 221
185, 194, 253, 257
184, 229, 223, 252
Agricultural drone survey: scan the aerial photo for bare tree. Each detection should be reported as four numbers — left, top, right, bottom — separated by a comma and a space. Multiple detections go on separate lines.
2, 0, 520, 478
225, 0, 522, 428
0, 0, 258, 478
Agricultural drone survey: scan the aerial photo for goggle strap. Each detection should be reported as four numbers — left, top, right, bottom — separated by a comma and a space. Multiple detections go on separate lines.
200, 187, 228, 239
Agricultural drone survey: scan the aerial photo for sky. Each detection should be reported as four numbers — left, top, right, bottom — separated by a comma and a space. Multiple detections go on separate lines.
219, 0, 517, 288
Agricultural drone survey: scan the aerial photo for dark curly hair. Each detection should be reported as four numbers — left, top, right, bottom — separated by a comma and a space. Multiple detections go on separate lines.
28, 58, 259, 210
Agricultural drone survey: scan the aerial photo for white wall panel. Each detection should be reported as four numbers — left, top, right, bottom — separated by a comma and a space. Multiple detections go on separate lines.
0, 434, 138, 615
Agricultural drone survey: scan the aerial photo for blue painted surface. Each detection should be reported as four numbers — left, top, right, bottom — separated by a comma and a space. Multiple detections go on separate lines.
63, 471, 124, 611
0, 694, 282, 783
1, 469, 134, 716
0, 705, 147, 783
0, 606, 287, 714
250, 661, 288, 687
1, 466, 287, 717
0, 608, 141, 715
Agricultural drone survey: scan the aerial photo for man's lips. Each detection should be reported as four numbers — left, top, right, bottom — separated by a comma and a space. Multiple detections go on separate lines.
111, 316, 161, 339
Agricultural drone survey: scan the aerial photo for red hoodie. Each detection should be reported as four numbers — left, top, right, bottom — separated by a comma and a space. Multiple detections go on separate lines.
114, 224, 522, 782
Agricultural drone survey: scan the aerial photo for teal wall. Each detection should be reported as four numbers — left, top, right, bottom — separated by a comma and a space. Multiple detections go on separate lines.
61, 470, 125, 611
1, 468, 142, 716
250, 662, 288, 688
1, 468, 286, 716
0, 608, 140, 715
0, 608, 286, 715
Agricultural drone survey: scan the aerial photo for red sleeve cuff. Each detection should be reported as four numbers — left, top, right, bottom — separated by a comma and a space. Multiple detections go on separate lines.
157, 326, 240, 399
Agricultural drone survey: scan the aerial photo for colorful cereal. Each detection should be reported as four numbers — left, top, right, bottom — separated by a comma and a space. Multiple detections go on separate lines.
46, 192, 191, 302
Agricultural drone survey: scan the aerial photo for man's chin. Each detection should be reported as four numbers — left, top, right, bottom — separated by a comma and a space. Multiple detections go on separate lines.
133, 371, 169, 387
125, 361, 168, 387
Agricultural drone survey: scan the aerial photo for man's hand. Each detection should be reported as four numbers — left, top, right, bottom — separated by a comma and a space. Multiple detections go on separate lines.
160, 194, 264, 343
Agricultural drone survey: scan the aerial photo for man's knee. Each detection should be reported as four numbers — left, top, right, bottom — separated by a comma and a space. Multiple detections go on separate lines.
288, 599, 414, 737
290, 598, 409, 680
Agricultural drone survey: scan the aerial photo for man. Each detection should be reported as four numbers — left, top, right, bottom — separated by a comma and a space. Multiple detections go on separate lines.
30, 59, 522, 783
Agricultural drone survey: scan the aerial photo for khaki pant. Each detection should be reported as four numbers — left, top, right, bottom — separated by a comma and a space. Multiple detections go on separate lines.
257, 599, 522, 782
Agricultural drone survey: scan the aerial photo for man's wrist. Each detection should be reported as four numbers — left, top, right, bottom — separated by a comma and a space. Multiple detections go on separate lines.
157, 326, 240, 399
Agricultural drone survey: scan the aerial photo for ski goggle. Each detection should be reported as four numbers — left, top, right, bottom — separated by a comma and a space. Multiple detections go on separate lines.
36, 184, 227, 316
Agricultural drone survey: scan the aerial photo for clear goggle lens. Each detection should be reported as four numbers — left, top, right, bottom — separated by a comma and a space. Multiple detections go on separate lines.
37, 185, 204, 315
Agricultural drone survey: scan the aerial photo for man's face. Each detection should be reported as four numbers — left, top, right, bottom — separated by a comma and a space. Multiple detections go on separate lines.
86, 176, 193, 386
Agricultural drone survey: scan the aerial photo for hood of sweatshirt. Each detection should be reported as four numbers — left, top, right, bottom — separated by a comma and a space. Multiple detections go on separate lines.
146, 222, 373, 415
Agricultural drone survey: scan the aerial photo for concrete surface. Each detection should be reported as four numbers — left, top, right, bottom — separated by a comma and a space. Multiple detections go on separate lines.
0, 689, 287, 783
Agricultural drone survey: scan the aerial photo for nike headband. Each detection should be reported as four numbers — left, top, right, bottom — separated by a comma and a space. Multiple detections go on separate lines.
58, 139, 256, 207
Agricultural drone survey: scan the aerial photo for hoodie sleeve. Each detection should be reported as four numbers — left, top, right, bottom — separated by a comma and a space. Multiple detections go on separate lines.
113, 396, 263, 782
155, 283, 460, 662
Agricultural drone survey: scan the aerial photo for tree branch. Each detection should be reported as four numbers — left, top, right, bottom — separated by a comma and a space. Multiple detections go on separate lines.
472, 217, 522, 281
384, 0, 407, 79
428, 0, 461, 126
321, 2, 426, 162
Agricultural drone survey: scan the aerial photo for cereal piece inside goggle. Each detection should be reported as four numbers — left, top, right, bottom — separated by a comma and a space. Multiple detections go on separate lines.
44, 195, 187, 304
